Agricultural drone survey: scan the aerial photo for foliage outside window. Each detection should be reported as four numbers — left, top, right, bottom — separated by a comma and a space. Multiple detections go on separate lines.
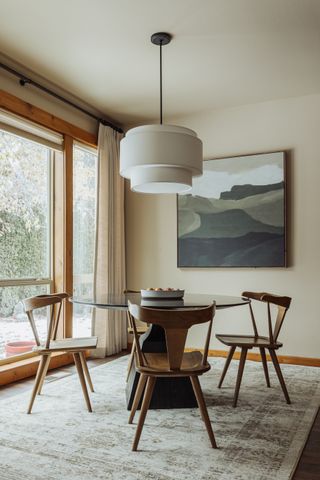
73, 144, 97, 337
0, 128, 51, 360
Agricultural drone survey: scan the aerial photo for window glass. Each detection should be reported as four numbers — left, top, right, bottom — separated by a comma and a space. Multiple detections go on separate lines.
0, 284, 49, 360
0, 129, 50, 280
73, 144, 97, 337
0, 128, 52, 361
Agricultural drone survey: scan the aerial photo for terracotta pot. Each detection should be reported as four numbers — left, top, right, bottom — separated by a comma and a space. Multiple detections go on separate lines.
5, 340, 36, 356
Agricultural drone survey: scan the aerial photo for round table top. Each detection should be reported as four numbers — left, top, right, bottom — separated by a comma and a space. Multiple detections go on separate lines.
70, 293, 250, 310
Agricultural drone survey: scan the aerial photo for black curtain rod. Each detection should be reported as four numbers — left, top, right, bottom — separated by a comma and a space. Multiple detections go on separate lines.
0, 62, 123, 134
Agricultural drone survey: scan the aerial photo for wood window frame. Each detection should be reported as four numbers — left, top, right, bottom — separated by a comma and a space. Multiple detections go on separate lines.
0, 89, 98, 381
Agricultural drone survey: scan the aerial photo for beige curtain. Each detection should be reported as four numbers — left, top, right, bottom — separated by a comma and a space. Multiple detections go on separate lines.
92, 124, 127, 357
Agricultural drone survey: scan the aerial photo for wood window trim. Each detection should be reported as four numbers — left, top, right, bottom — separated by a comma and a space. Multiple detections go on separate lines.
0, 352, 75, 386
63, 135, 73, 337
0, 90, 97, 147
0, 90, 97, 375
52, 145, 73, 338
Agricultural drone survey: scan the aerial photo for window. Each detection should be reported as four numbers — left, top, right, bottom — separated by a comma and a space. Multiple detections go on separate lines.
0, 128, 52, 360
73, 143, 98, 337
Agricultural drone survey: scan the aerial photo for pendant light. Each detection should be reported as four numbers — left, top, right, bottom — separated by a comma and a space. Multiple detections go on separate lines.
120, 32, 203, 194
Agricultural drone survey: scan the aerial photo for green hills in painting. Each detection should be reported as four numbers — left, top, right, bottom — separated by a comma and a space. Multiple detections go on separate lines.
220, 181, 284, 200
178, 181, 285, 267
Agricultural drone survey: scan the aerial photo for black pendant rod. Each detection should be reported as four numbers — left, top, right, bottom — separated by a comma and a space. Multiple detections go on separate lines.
151, 32, 172, 126
160, 41, 163, 124
0, 62, 123, 133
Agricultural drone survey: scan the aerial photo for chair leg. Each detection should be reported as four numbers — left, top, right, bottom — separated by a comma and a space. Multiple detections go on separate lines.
73, 352, 92, 412
27, 354, 49, 414
132, 376, 156, 451
80, 351, 94, 392
233, 347, 248, 408
126, 339, 136, 383
259, 347, 270, 387
129, 373, 147, 424
268, 349, 291, 404
37, 353, 52, 395
190, 376, 217, 448
218, 345, 236, 388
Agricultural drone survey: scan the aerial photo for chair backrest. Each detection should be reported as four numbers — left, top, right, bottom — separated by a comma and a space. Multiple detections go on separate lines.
22, 293, 69, 349
242, 291, 291, 344
123, 290, 149, 329
128, 302, 215, 371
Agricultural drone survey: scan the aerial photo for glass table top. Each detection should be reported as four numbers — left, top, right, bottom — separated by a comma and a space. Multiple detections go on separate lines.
70, 293, 250, 310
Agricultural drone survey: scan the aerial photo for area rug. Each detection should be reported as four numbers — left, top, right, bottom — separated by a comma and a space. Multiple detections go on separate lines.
0, 356, 319, 480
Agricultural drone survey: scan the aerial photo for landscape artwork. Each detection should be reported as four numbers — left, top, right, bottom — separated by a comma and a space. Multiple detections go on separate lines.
177, 152, 286, 267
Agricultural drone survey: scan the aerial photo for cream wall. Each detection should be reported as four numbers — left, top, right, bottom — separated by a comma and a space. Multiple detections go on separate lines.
126, 94, 320, 358
2, 71, 319, 358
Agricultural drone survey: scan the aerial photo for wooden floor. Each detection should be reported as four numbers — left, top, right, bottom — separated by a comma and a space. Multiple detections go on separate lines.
293, 408, 320, 479
0, 354, 126, 399
0, 355, 319, 479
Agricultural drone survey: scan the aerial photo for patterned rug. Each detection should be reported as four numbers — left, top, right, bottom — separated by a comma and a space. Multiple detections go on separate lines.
0, 356, 319, 480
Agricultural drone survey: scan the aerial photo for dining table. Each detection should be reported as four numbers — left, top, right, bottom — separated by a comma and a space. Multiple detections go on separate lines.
71, 292, 250, 410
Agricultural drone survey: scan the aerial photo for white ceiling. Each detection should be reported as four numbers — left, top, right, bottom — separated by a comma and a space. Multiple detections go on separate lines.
1, 0, 320, 128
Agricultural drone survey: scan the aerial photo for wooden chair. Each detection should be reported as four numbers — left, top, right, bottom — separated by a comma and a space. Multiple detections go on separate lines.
216, 291, 292, 408
22, 292, 98, 414
124, 289, 149, 382
128, 301, 217, 451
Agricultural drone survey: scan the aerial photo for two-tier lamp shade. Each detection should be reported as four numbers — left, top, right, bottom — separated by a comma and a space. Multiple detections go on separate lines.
120, 124, 203, 194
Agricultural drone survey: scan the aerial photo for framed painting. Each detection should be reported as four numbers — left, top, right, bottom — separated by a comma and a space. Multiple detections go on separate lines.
177, 151, 287, 267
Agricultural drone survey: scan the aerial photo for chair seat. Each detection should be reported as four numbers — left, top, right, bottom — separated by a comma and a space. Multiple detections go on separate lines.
216, 334, 282, 349
34, 336, 98, 353
137, 351, 210, 377
128, 325, 149, 335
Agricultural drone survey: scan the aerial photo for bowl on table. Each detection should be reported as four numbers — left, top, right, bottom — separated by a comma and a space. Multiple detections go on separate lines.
141, 298, 185, 307
140, 288, 185, 299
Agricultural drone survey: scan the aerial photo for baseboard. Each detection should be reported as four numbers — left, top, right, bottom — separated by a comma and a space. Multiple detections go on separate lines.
0, 352, 74, 386
128, 343, 320, 367
2, 346, 316, 387
185, 348, 320, 367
